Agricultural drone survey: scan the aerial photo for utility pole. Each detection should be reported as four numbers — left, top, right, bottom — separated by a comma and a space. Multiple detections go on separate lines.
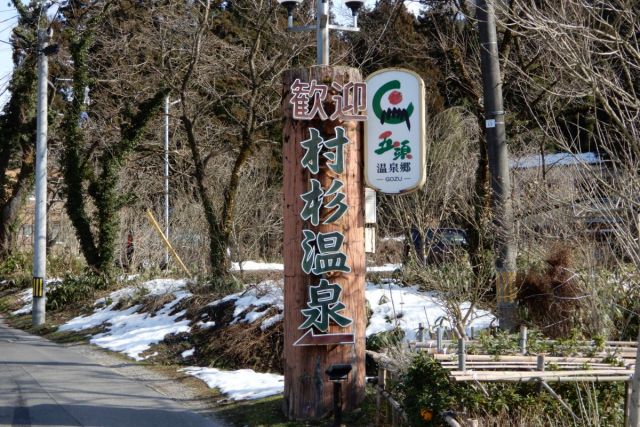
32, 29, 49, 327
163, 96, 170, 269
477, 0, 517, 331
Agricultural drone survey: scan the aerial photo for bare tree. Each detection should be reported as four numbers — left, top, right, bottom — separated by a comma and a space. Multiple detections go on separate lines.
158, 0, 310, 278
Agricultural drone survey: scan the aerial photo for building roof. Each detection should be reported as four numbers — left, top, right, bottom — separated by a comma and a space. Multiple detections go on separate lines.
510, 152, 601, 169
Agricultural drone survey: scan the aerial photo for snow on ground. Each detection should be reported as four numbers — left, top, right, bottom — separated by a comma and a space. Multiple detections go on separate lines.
209, 280, 284, 328
181, 348, 195, 358
367, 264, 401, 273
94, 278, 188, 307
9, 272, 494, 402
231, 261, 284, 271
59, 279, 191, 360
208, 278, 494, 340
181, 367, 284, 400
11, 278, 62, 315
366, 282, 494, 340
260, 313, 283, 331
229, 260, 402, 273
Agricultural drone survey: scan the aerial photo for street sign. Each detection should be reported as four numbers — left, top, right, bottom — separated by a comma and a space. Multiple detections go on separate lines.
364, 69, 426, 194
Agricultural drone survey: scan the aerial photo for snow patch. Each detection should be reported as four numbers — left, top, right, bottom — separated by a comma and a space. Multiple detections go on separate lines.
366, 264, 401, 273
197, 321, 216, 329
230, 261, 284, 272
182, 367, 284, 400
260, 313, 283, 331
59, 279, 191, 360
366, 282, 494, 340
11, 278, 62, 315
210, 281, 284, 325
95, 278, 188, 307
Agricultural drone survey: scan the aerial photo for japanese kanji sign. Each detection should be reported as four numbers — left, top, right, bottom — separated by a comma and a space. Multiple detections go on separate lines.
294, 126, 354, 346
364, 69, 426, 194
289, 79, 361, 347
283, 67, 368, 419
290, 79, 367, 122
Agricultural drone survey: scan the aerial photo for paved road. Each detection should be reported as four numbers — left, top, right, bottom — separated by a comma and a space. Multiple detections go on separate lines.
0, 317, 223, 427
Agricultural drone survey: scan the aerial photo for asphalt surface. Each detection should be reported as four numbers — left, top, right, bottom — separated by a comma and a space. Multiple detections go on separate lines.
0, 317, 223, 427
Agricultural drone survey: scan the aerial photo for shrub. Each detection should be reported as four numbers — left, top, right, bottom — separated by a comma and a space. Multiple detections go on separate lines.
398, 350, 625, 426
400, 352, 477, 426
0, 252, 30, 277
46, 273, 109, 312
517, 246, 586, 338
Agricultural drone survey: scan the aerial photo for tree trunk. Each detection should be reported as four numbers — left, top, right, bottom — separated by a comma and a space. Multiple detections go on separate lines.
0, 146, 35, 256
282, 66, 366, 420
181, 115, 228, 277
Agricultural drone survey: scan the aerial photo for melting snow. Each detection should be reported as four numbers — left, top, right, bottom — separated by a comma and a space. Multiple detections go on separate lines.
11, 278, 62, 315
229, 260, 403, 273
231, 261, 284, 271
366, 282, 494, 340
181, 367, 284, 400
209, 281, 284, 325
260, 313, 283, 331
58, 279, 191, 360
40, 273, 495, 402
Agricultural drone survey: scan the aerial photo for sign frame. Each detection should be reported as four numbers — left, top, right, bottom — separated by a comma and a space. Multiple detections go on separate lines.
364, 68, 427, 194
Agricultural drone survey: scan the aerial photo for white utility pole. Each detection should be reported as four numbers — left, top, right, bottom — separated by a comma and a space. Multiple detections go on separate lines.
163, 96, 170, 268
32, 29, 49, 326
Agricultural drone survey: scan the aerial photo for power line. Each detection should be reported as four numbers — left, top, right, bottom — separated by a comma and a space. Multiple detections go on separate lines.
0, 14, 18, 25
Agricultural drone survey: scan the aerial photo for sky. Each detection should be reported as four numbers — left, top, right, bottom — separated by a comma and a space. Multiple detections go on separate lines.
0, 5, 18, 109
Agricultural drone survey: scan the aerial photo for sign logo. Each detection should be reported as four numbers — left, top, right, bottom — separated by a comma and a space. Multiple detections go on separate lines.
365, 69, 426, 194
372, 80, 414, 130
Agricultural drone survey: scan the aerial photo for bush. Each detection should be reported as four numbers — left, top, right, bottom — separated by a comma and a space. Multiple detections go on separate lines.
0, 252, 30, 277
517, 246, 586, 338
367, 327, 405, 352
46, 273, 109, 312
398, 351, 625, 426
400, 353, 477, 426
47, 253, 85, 277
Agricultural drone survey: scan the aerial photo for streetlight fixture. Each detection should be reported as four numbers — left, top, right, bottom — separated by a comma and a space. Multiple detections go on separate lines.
278, 0, 364, 66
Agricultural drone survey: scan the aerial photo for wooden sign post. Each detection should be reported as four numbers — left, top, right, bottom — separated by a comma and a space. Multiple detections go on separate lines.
282, 66, 366, 420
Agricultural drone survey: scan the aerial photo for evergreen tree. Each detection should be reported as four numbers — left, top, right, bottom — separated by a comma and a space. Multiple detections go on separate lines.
55, 1, 167, 275
0, 1, 46, 257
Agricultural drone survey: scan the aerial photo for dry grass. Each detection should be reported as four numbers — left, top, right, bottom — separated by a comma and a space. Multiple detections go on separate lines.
517, 246, 586, 338
138, 293, 177, 316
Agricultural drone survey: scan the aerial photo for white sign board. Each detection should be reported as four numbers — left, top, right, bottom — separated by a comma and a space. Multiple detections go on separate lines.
364, 69, 426, 194
365, 187, 376, 224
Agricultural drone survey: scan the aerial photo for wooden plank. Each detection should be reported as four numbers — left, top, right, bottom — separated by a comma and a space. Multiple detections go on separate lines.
451, 369, 634, 382
453, 375, 632, 383
433, 354, 635, 363
441, 364, 631, 370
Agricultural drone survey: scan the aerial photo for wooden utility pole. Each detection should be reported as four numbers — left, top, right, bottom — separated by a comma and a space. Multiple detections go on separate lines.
282, 65, 366, 420
477, 0, 518, 331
